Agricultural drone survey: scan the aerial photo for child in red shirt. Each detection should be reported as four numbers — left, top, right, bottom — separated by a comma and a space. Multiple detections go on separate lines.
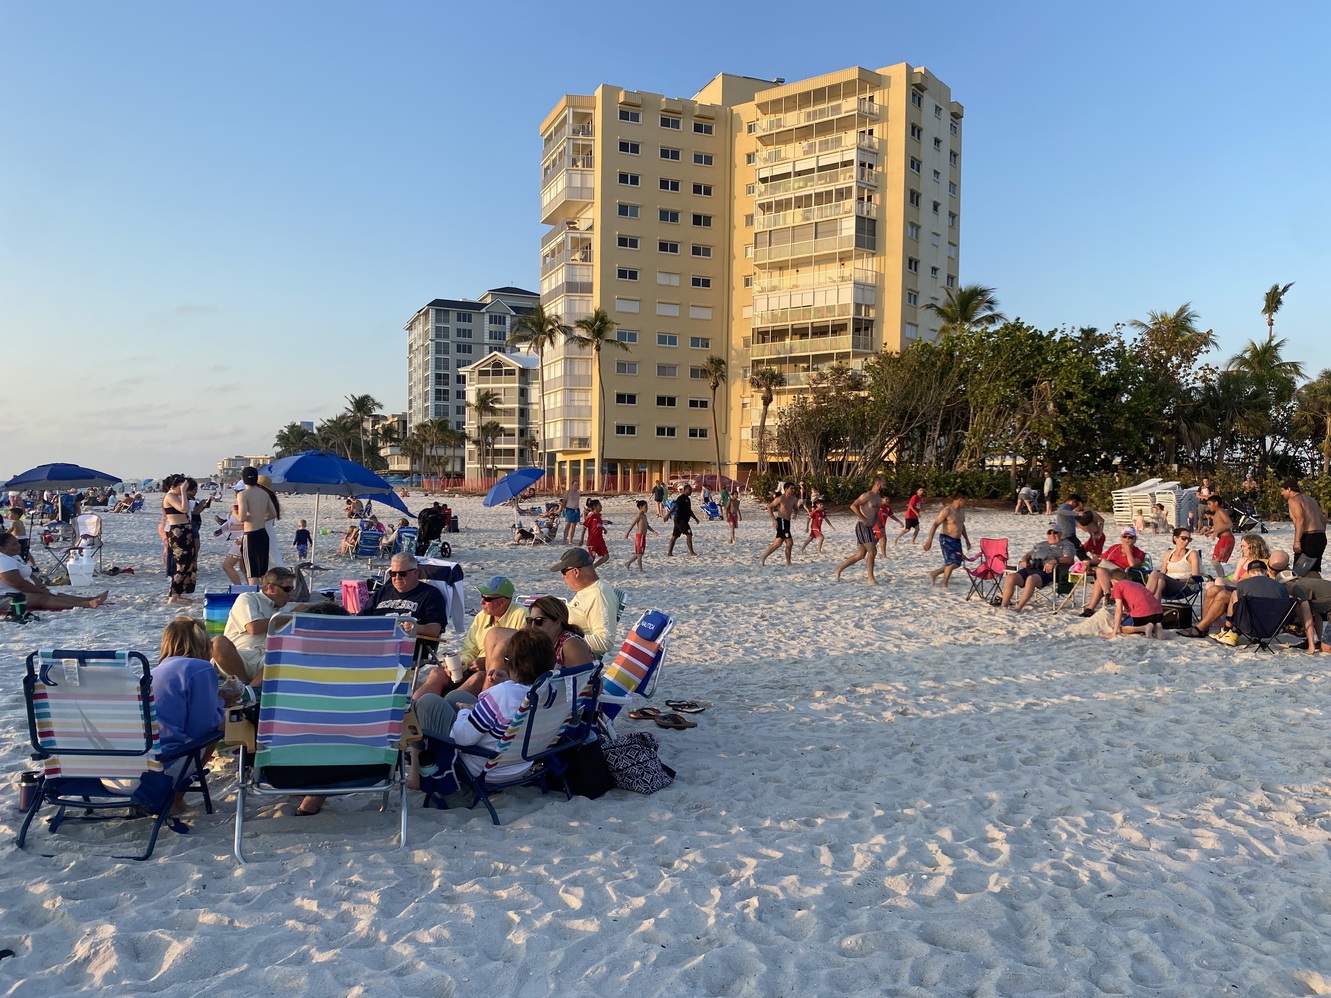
800, 499, 832, 554
1101, 578, 1165, 639
580, 499, 609, 566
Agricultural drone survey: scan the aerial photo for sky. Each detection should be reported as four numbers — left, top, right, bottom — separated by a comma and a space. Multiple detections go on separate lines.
2, 0, 1327, 480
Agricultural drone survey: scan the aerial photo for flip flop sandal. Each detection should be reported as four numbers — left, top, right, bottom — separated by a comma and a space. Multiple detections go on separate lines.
664, 699, 708, 713
655, 712, 698, 730
626, 706, 663, 720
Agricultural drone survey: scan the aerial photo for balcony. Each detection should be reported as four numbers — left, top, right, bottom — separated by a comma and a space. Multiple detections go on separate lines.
751, 268, 876, 294
753, 233, 858, 265
750, 302, 876, 330
755, 98, 880, 135
754, 199, 873, 232
755, 166, 866, 198
541, 240, 593, 276
757, 133, 879, 166
541, 114, 595, 158
541, 168, 595, 224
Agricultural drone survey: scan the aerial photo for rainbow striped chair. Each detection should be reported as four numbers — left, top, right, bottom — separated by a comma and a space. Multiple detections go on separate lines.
203, 586, 258, 640
19, 649, 218, 861
598, 609, 676, 722
230, 613, 415, 863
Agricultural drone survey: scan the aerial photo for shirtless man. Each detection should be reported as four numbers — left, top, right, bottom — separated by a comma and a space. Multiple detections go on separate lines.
924, 491, 971, 587
835, 475, 885, 584
761, 483, 800, 566
559, 480, 582, 544
1282, 478, 1327, 575
1202, 494, 1234, 578
237, 466, 278, 584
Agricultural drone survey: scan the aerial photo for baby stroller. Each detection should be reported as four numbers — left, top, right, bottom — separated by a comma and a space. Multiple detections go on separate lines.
1229, 498, 1266, 534
699, 500, 721, 521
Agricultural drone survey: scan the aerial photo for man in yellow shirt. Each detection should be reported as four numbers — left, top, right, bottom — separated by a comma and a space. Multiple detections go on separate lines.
456, 576, 528, 693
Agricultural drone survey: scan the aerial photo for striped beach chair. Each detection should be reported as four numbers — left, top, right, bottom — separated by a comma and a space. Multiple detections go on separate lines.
203, 585, 258, 640
597, 609, 676, 722
230, 613, 415, 863
18, 649, 218, 861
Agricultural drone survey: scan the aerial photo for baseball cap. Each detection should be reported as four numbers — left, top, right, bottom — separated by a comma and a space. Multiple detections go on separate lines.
550, 548, 595, 572
1120, 526, 1137, 537
477, 576, 515, 598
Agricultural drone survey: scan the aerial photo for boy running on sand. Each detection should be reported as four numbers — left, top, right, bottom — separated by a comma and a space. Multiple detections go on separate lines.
623, 500, 657, 572
800, 498, 832, 554
293, 519, 312, 560
875, 494, 904, 556
725, 492, 741, 543
895, 487, 925, 545
580, 499, 610, 567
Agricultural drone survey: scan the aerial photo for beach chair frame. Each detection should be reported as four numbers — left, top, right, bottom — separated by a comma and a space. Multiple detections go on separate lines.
598, 609, 676, 722
964, 538, 1008, 603
1232, 592, 1300, 653
18, 649, 218, 862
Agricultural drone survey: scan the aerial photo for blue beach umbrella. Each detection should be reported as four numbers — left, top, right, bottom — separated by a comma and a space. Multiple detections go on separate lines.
484, 467, 545, 531
4, 463, 121, 491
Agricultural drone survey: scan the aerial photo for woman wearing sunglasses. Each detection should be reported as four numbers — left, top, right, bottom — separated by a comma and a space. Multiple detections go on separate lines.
1146, 527, 1203, 601
524, 596, 594, 670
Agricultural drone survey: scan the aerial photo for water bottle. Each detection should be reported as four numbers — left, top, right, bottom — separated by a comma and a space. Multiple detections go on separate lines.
18, 772, 39, 811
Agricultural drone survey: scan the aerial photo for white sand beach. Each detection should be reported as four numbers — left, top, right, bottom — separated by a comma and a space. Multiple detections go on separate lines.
3, 495, 1331, 996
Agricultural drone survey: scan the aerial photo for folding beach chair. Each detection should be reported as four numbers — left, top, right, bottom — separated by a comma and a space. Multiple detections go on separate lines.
229, 613, 415, 863
389, 526, 418, 557
964, 538, 1008, 602
203, 585, 259, 640
424, 660, 602, 825
1231, 591, 1300, 653
70, 513, 105, 571
598, 609, 676, 723
353, 527, 385, 567
18, 649, 218, 861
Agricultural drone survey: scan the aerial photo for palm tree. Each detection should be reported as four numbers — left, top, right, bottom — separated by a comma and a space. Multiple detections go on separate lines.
700, 354, 727, 491
1294, 369, 1331, 475
344, 394, 383, 466
468, 390, 502, 479
923, 284, 1005, 338
507, 304, 571, 470
569, 307, 629, 491
1261, 282, 1295, 338
748, 367, 786, 475
274, 422, 319, 458
1227, 335, 1305, 468
315, 413, 359, 459
479, 420, 504, 478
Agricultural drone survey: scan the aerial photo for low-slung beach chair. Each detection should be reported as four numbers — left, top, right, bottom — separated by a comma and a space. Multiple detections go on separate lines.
353, 527, 385, 567
19, 649, 218, 861
229, 613, 415, 863
425, 660, 602, 825
1231, 592, 1300, 653
964, 538, 1008, 603
203, 585, 259, 640
389, 526, 418, 557
598, 609, 676, 722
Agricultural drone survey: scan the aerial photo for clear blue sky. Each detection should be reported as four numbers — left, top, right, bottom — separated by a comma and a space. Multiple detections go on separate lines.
2, 0, 1327, 479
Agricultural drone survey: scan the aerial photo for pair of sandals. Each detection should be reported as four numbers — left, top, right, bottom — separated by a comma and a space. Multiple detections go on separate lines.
626, 701, 709, 729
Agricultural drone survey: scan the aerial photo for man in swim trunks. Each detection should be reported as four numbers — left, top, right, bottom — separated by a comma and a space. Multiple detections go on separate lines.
895, 486, 925, 545
835, 475, 885, 585
237, 466, 278, 584
761, 482, 800, 567
559, 480, 582, 544
1203, 494, 1234, 578
667, 483, 699, 557
1282, 478, 1327, 574
924, 491, 971, 587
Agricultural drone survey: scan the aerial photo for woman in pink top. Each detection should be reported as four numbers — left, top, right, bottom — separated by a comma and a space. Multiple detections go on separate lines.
1082, 526, 1147, 614
1102, 578, 1165, 639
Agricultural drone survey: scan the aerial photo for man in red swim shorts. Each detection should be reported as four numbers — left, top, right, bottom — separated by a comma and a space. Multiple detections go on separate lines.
1205, 495, 1234, 577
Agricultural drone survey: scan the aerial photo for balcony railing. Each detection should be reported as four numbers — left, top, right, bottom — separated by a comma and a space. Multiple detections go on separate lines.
751, 268, 876, 293
542, 118, 595, 157
754, 199, 873, 232
756, 166, 860, 198
541, 153, 594, 185
540, 169, 595, 224
755, 98, 879, 134
757, 133, 879, 166
753, 233, 859, 264
750, 302, 876, 330
541, 244, 594, 275
748, 333, 875, 359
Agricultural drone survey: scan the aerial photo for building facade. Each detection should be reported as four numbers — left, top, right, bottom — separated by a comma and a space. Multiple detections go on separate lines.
538, 64, 961, 487
458, 351, 538, 480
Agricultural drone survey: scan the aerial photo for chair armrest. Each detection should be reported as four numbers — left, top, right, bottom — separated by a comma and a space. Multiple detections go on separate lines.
225, 707, 256, 752
160, 732, 222, 766
400, 707, 424, 749
428, 733, 499, 760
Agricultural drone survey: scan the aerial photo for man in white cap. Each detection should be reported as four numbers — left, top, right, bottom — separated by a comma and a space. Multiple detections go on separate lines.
551, 547, 619, 655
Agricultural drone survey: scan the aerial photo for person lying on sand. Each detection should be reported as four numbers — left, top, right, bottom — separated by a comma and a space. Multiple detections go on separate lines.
0, 532, 109, 609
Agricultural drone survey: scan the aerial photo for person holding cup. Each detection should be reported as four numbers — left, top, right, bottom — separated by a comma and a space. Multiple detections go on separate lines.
412, 575, 527, 702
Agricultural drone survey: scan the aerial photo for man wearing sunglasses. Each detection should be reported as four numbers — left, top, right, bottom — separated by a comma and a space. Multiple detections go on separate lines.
551, 547, 618, 654
455, 576, 528, 687
359, 553, 448, 642
212, 567, 301, 686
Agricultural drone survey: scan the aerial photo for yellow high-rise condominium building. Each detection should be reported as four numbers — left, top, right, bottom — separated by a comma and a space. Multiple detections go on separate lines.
538, 64, 960, 490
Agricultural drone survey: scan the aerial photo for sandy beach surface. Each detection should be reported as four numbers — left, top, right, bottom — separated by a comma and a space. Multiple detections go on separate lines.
2, 494, 1331, 996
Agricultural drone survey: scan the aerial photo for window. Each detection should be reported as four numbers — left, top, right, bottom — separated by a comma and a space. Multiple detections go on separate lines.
934, 137, 942, 151
660, 146, 681, 161
948, 211, 957, 228
906, 290, 919, 305
615, 424, 637, 436
933, 169, 941, 182
455, 312, 472, 323
659, 115, 681, 129
743, 276, 752, 288
656, 395, 677, 407
909, 189, 922, 207
744, 214, 754, 227
907, 257, 919, 273
949, 150, 958, 166
456, 343, 473, 354
455, 404, 466, 415
488, 314, 505, 325
932, 200, 941, 214
745, 152, 756, 165
616, 329, 639, 344
656, 302, 680, 317
947, 274, 956, 288
950, 121, 959, 135
947, 242, 957, 259
691, 213, 712, 227
911, 91, 923, 108
688, 427, 709, 439
616, 360, 639, 375
691, 275, 711, 288
906, 322, 919, 338
659, 209, 680, 223
614, 297, 640, 313
688, 398, 709, 409
909, 157, 921, 173
657, 271, 680, 286
693, 121, 713, 135
935, 104, 943, 118
618, 172, 640, 187
930, 266, 939, 278
453, 328, 470, 339
745, 183, 755, 195
619, 108, 640, 123
907, 222, 920, 240
657, 333, 678, 347
617, 235, 639, 249
689, 366, 704, 379
617, 267, 639, 281
455, 389, 466, 400
618, 140, 640, 154
656, 426, 677, 438
617, 203, 640, 218
693, 152, 714, 166
615, 392, 638, 405
691, 244, 712, 258
909, 123, 922, 140
658, 240, 679, 254
689, 336, 710, 349
659, 177, 680, 192
656, 364, 677, 377
692, 182, 712, 196
949, 181, 958, 197
746, 121, 756, 134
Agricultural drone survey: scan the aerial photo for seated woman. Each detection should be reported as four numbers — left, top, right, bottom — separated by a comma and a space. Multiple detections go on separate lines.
411, 628, 553, 788
380, 517, 410, 553
1177, 534, 1270, 637
339, 524, 361, 555
1146, 527, 1203, 600
0, 531, 108, 609
1081, 527, 1146, 615
524, 595, 594, 670
153, 617, 242, 812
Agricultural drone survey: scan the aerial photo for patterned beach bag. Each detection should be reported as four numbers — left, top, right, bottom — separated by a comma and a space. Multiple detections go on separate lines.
601, 731, 675, 794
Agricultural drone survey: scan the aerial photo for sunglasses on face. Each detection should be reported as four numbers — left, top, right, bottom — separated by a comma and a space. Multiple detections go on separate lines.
271, 585, 295, 593
480, 594, 505, 603
561, 566, 579, 575
388, 569, 417, 578
527, 616, 549, 627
